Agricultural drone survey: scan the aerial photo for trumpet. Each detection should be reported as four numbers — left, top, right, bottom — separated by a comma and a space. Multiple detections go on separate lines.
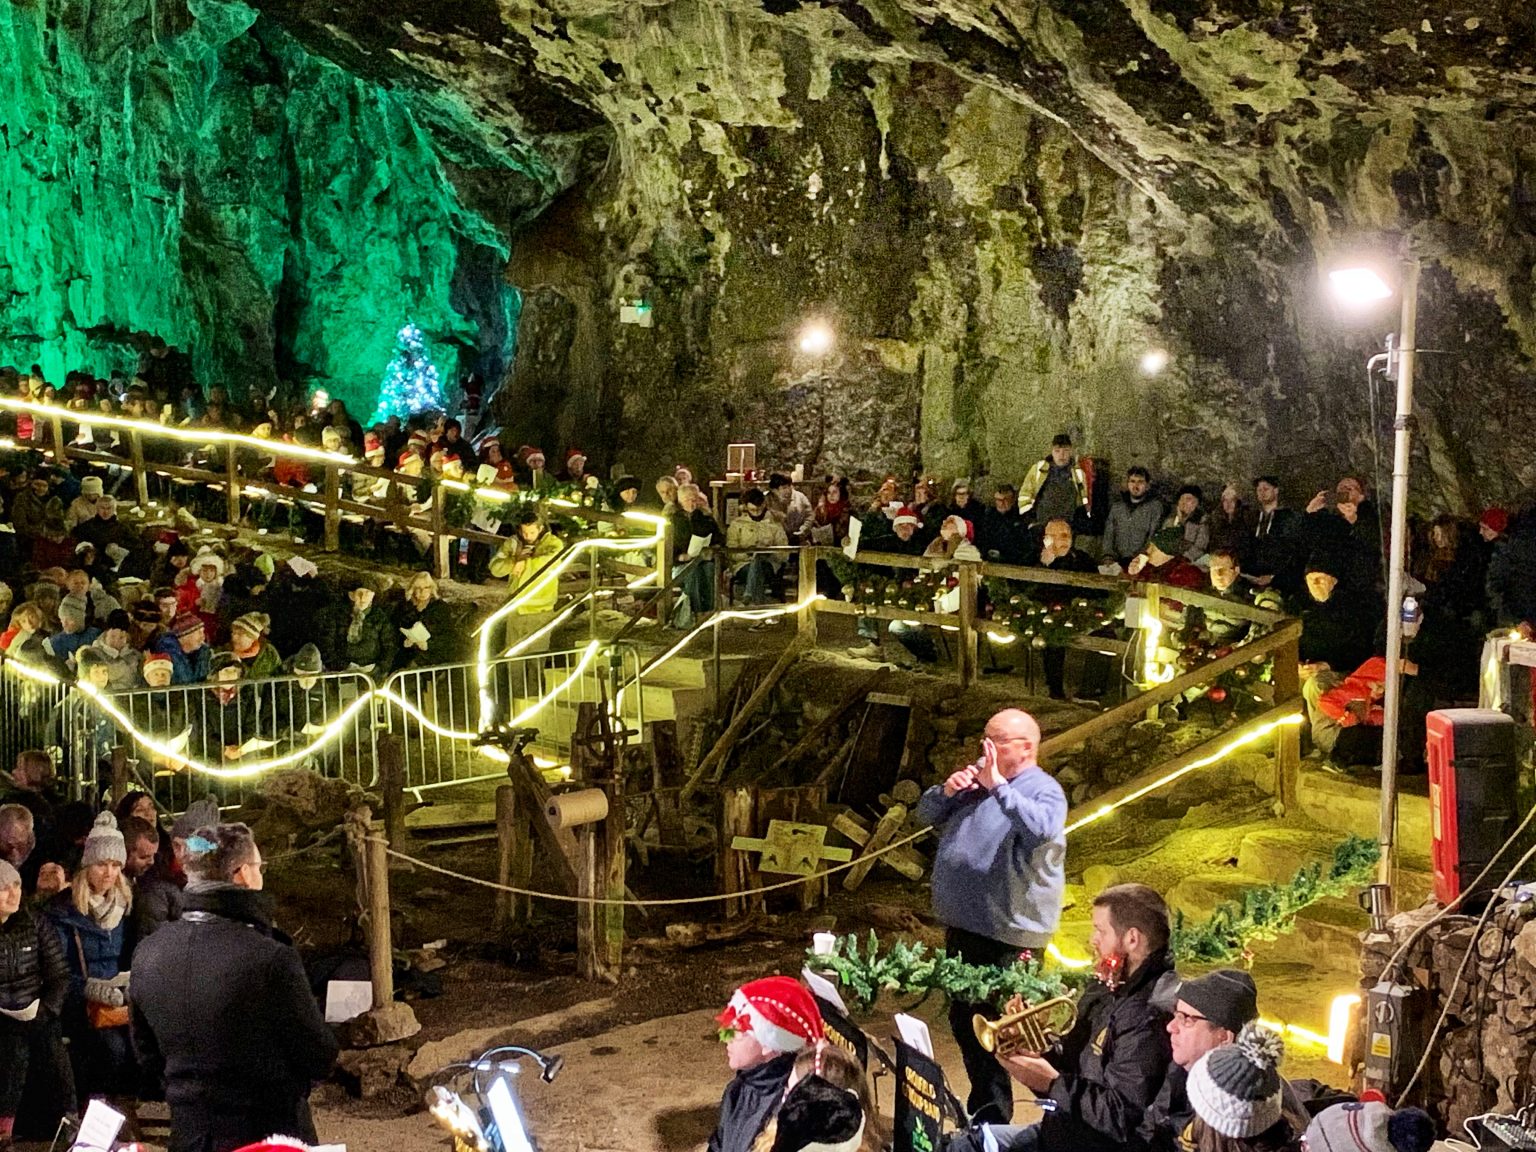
973, 996, 1078, 1057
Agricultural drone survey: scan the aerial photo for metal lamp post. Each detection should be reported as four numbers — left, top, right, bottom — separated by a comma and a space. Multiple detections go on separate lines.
1329, 255, 1422, 896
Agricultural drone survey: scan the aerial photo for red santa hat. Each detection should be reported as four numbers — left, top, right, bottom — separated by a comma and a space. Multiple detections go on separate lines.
892, 506, 921, 529
363, 431, 383, 455
565, 448, 587, 467
142, 651, 174, 672
1480, 507, 1510, 535
944, 514, 974, 541
521, 445, 546, 468
397, 447, 419, 468
480, 435, 500, 451
716, 976, 823, 1055
408, 429, 432, 448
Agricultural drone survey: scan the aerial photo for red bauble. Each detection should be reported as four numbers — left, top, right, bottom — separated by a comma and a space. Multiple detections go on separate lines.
1208, 687, 1228, 702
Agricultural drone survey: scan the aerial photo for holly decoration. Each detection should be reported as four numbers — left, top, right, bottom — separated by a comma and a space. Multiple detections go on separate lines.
1170, 835, 1381, 963
440, 478, 612, 539
805, 931, 1083, 1012
984, 580, 1124, 647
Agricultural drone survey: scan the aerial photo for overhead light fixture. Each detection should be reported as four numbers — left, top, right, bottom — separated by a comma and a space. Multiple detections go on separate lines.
798, 321, 834, 355
1139, 349, 1169, 376
1328, 267, 1393, 305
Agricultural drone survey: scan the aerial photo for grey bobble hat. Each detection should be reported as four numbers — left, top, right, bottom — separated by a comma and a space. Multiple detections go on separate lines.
0, 859, 20, 888
81, 812, 127, 868
172, 797, 220, 840
1185, 1023, 1285, 1138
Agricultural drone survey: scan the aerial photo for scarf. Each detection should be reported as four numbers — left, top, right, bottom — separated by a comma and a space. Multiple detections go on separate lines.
347, 608, 369, 644
87, 887, 128, 932
198, 576, 223, 614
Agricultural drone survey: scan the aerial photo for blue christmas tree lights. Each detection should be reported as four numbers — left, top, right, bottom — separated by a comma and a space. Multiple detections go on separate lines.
372, 322, 444, 422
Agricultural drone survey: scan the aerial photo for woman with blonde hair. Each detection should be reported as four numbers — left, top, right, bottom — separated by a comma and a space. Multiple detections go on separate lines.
43, 814, 134, 1105
750, 1040, 887, 1152
1184, 1024, 1299, 1152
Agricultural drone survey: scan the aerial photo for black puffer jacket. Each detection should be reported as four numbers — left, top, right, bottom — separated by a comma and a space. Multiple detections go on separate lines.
1040, 949, 1176, 1152
0, 905, 70, 1019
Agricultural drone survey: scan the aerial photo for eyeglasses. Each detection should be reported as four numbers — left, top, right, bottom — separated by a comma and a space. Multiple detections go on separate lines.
1172, 1009, 1211, 1027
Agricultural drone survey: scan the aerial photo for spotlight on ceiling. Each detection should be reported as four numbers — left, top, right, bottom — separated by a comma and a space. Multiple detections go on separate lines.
798, 321, 834, 355
1328, 267, 1394, 306
1139, 349, 1169, 376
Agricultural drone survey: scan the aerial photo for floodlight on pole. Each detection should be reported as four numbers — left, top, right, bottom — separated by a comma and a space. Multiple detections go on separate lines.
1328, 267, 1394, 305
1328, 252, 1420, 900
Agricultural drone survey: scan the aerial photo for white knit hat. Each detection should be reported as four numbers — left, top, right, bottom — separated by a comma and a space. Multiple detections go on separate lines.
1186, 1023, 1285, 1138
81, 812, 127, 868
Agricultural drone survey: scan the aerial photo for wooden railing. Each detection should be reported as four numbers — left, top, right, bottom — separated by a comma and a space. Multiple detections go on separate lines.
4, 398, 666, 587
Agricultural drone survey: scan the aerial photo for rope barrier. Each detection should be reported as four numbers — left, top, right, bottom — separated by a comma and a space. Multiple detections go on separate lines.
266, 825, 346, 866
365, 827, 933, 907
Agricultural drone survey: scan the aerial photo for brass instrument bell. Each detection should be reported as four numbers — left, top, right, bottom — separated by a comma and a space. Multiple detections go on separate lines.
972, 996, 1078, 1057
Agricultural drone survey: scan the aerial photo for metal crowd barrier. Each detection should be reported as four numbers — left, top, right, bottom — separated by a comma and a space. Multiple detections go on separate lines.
382, 643, 646, 795
57, 670, 381, 814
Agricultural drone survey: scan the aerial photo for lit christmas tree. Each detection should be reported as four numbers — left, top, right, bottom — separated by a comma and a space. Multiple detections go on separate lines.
371, 322, 444, 422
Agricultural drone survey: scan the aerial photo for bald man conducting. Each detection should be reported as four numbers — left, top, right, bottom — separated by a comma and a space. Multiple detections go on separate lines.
916, 708, 1067, 1126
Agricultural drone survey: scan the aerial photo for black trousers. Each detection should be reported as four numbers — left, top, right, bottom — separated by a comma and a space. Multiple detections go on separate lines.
168, 1092, 316, 1152
0, 1014, 76, 1137
945, 925, 1021, 1127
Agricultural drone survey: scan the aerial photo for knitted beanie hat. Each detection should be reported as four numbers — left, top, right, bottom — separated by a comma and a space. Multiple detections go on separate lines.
81, 812, 127, 868
1186, 1023, 1284, 1138
80, 476, 104, 498
716, 976, 824, 1055
1176, 969, 1260, 1034
230, 612, 271, 640
0, 859, 20, 889
1304, 1102, 1436, 1152
172, 797, 221, 840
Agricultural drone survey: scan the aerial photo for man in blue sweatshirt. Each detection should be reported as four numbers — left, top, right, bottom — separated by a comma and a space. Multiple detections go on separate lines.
916, 708, 1066, 1126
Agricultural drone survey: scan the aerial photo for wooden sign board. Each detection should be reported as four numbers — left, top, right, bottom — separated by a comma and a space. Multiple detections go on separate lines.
731, 819, 852, 876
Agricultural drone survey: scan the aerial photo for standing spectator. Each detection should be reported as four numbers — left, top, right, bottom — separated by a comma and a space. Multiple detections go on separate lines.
673, 484, 725, 628
155, 614, 212, 685
437, 419, 478, 472
1207, 484, 1255, 555
1019, 434, 1092, 529
395, 572, 457, 668
766, 473, 813, 540
979, 484, 1030, 565
83, 610, 141, 691
915, 710, 1066, 1126
45, 814, 135, 1106
117, 816, 181, 959
0, 858, 75, 1143
1484, 508, 1536, 634
227, 613, 281, 680
130, 823, 337, 1152
1034, 520, 1098, 700
2, 752, 60, 840
1164, 486, 1210, 564
489, 511, 566, 652
1248, 476, 1303, 594
1102, 467, 1165, 567
317, 578, 394, 674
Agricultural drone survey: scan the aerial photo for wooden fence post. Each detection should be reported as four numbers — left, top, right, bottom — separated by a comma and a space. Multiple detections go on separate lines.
224, 449, 240, 526
129, 432, 150, 509
48, 412, 65, 462
378, 734, 406, 849
323, 463, 341, 552
798, 546, 818, 645
654, 519, 673, 626
574, 784, 625, 982
719, 786, 757, 920
363, 818, 394, 1009
494, 784, 523, 928
957, 561, 979, 688
1273, 634, 1302, 813
431, 483, 451, 581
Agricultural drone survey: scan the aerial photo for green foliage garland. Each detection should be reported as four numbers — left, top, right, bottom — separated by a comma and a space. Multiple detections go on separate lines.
1170, 834, 1381, 963
440, 480, 614, 539
806, 837, 1381, 1008
806, 932, 1081, 1012
983, 578, 1124, 648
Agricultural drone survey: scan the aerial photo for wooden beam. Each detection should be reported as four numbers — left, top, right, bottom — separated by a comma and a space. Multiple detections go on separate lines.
798, 545, 818, 645
1064, 702, 1303, 830
1272, 634, 1302, 813
769, 669, 890, 779
680, 634, 809, 804
842, 804, 908, 890
957, 562, 979, 688
1040, 619, 1303, 761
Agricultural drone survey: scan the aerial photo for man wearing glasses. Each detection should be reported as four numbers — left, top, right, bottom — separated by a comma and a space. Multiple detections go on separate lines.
1142, 970, 1260, 1152
917, 709, 1067, 1127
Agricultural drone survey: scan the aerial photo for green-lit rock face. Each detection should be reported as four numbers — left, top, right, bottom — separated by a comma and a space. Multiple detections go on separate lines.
0, 0, 563, 414
9, 0, 1536, 508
